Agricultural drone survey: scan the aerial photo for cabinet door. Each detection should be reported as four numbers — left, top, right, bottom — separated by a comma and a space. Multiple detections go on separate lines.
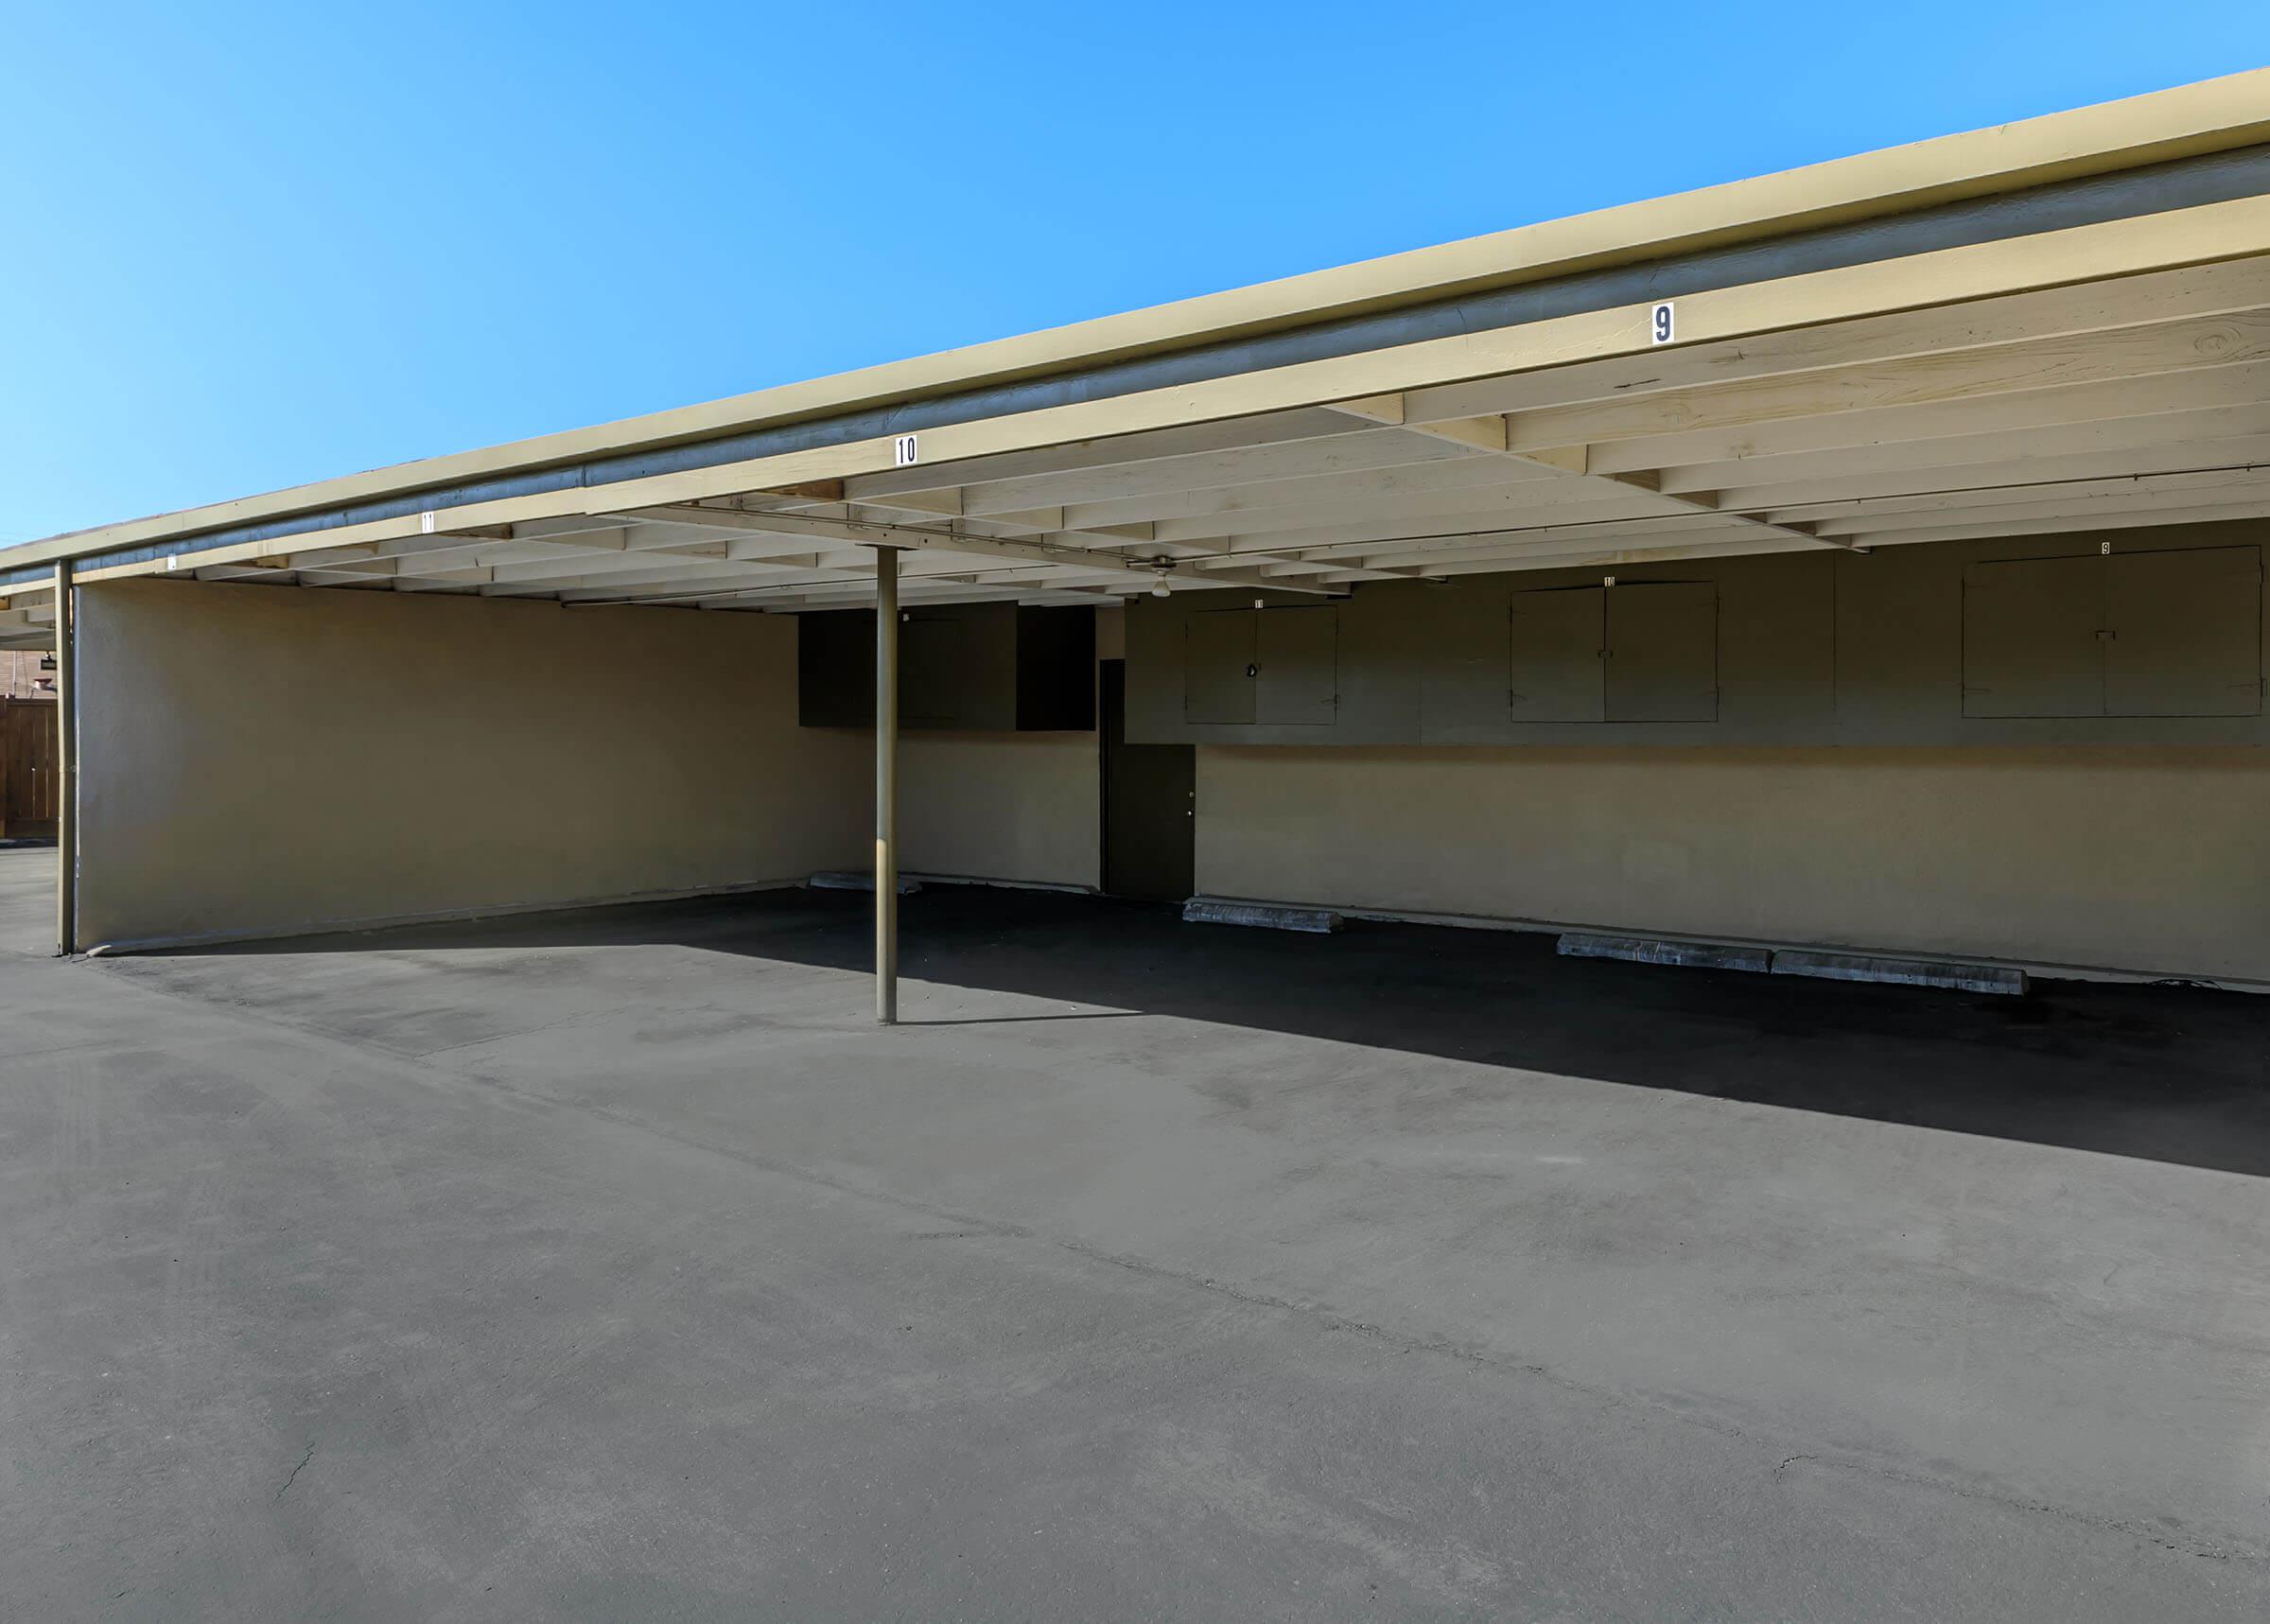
1962, 555, 2102, 718
898, 618, 964, 726
1255, 607, 1337, 725
2105, 547, 2261, 717
1014, 605, 1098, 731
1607, 582, 1718, 723
1507, 587, 1604, 723
796, 609, 875, 727
1184, 609, 1257, 724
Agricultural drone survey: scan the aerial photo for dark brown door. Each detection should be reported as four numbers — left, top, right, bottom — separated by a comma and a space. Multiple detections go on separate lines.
1101, 661, 1195, 901
0, 698, 59, 840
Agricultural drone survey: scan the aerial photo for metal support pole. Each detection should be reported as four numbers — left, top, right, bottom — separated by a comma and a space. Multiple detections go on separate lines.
873, 547, 899, 1024
54, 558, 75, 956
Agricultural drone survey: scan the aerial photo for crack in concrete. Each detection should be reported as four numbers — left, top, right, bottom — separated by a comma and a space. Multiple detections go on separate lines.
274, 1444, 315, 1502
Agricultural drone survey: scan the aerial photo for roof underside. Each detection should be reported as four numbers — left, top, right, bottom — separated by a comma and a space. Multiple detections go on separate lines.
3, 73, 2268, 645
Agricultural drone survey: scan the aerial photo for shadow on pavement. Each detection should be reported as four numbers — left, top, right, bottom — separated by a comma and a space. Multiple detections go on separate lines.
167, 882, 2270, 1179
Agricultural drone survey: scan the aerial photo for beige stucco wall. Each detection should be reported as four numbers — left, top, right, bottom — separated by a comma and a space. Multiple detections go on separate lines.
91, 578, 2257, 978
1196, 745, 2270, 982
897, 733, 1100, 889
76, 579, 868, 947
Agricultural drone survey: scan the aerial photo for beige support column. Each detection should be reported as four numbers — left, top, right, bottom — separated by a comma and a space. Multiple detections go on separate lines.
873, 546, 899, 1024
54, 558, 75, 956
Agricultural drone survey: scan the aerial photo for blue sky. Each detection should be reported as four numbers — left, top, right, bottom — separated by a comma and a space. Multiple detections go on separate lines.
3, 4, 2264, 542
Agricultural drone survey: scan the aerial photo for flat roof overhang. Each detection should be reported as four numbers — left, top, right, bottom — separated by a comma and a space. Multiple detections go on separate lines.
4, 68, 2270, 637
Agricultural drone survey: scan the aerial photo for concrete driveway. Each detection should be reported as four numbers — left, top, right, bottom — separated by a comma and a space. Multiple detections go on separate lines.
3, 847, 2266, 1620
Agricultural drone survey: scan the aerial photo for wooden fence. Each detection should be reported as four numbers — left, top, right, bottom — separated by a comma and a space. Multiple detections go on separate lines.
0, 697, 58, 839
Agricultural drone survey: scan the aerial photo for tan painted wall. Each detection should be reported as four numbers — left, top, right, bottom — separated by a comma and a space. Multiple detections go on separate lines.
76, 579, 869, 947
890, 607, 1105, 890
1197, 745, 2270, 982
897, 733, 1099, 889
99, 579, 2257, 980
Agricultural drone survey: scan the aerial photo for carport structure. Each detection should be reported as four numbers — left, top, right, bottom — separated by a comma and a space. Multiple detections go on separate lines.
8, 71, 2270, 1002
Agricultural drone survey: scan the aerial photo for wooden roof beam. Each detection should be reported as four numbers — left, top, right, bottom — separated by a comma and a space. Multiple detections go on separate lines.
597, 504, 1341, 599
1598, 470, 1862, 550
1331, 394, 1860, 551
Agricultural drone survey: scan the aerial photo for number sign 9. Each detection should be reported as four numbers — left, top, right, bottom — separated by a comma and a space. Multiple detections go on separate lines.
1650, 302, 1674, 345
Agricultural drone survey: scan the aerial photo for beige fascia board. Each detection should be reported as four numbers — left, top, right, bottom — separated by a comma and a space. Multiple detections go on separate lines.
66, 192, 2270, 590
12, 71, 2270, 573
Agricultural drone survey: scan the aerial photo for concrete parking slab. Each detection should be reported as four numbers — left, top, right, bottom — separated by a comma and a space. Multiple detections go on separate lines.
3, 847, 2266, 1620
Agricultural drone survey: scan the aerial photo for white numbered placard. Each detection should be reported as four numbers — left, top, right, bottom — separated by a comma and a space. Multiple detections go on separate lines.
1650, 302, 1674, 345
893, 433, 919, 467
